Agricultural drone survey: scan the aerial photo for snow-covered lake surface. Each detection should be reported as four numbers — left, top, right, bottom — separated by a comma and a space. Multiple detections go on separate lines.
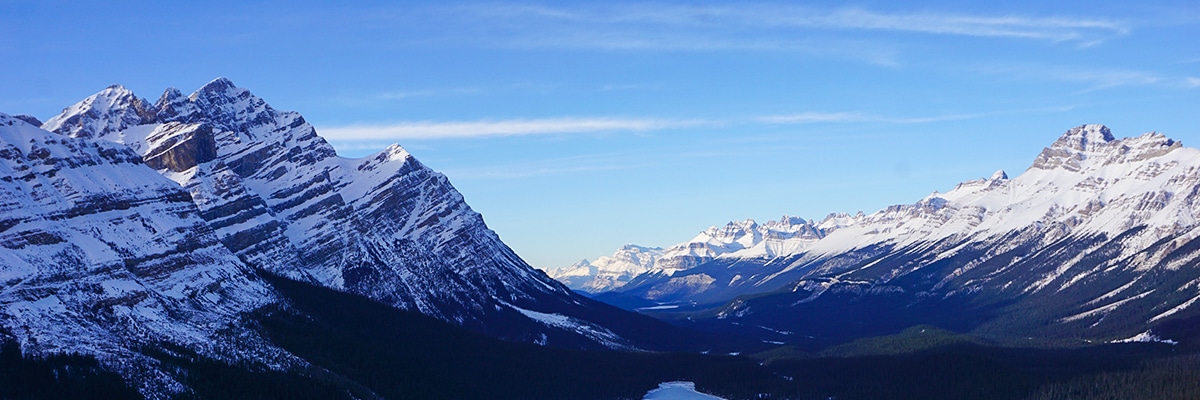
643, 381, 727, 400
636, 305, 681, 311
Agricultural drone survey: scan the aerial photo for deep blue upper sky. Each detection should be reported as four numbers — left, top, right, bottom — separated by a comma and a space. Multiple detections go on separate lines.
3, 1, 1198, 269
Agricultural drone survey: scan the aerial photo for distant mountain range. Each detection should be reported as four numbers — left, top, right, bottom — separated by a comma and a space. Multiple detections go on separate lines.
557, 125, 1200, 346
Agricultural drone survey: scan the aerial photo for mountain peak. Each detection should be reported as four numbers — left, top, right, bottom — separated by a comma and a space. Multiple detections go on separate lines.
154, 87, 189, 121
83, 83, 138, 105
1032, 125, 1181, 172
175, 78, 284, 138
1051, 124, 1114, 152
41, 84, 153, 139
12, 114, 42, 126
157, 87, 184, 104
198, 77, 237, 94
190, 77, 247, 105
619, 244, 651, 251
990, 169, 1008, 180
778, 215, 808, 225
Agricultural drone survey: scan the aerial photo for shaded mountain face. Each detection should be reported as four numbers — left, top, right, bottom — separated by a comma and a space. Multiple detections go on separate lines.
585, 125, 1200, 345
0, 113, 287, 395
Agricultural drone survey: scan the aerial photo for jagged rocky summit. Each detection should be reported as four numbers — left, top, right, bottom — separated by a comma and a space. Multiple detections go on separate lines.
2, 78, 680, 398
572, 125, 1200, 344
547, 244, 665, 293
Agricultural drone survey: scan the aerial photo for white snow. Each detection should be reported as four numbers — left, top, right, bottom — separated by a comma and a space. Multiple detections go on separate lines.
547, 244, 666, 292
1113, 330, 1177, 345
1060, 290, 1155, 323
1, 111, 289, 398
499, 300, 633, 350
1150, 292, 1200, 322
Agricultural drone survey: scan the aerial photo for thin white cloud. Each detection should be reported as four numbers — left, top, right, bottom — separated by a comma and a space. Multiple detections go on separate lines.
453, 4, 1130, 48
442, 151, 657, 179
759, 106, 1074, 126
981, 64, 1164, 90
376, 87, 483, 100
445, 162, 647, 180
757, 8, 1129, 41
599, 83, 656, 92
758, 112, 982, 125
321, 106, 1076, 143
501, 34, 902, 65
1185, 77, 1200, 88
1070, 70, 1162, 90
757, 112, 870, 124
377, 89, 438, 100
318, 117, 709, 140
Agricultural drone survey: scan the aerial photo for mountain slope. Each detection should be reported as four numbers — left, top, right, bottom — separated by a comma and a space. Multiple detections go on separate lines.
585, 125, 1200, 345
39, 78, 725, 351
0, 79, 773, 397
0, 113, 290, 395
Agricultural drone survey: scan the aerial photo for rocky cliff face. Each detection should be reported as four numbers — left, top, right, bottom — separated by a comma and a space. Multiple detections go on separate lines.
0, 113, 287, 396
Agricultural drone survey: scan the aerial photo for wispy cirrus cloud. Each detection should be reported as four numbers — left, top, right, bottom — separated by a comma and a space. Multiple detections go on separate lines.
448, 3, 1130, 50
754, 7, 1128, 42
376, 89, 440, 100
375, 86, 494, 100
756, 112, 871, 124
318, 117, 710, 140
442, 151, 657, 179
979, 64, 1165, 91
319, 107, 1068, 143
757, 111, 997, 125
1052, 69, 1163, 90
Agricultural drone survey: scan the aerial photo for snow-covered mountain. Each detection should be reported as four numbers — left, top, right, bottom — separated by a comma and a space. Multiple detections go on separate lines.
656, 216, 827, 271
592, 125, 1200, 344
2, 79, 719, 397
547, 244, 664, 293
0, 112, 290, 395
550, 217, 826, 293
38, 79, 645, 344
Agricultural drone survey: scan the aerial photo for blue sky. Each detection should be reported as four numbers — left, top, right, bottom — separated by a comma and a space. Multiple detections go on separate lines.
3, 1, 1198, 269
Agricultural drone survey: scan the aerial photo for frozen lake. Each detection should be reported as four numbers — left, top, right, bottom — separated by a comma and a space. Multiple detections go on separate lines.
643, 381, 726, 400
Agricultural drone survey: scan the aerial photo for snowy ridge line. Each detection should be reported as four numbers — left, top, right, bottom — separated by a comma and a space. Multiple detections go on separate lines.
552, 125, 1200, 344
555, 125, 1200, 292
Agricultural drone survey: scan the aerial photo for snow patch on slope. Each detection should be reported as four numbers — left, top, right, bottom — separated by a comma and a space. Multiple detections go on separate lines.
499, 300, 633, 350
1112, 330, 1177, 345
